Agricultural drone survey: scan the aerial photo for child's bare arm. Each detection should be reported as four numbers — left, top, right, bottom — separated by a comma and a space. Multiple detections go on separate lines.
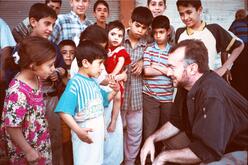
6, 127, 41, 163
107, 92, 121, 132
111, 57, 125, 76
59, 112, 93, 144
144, 65, 165, 76
108, 78, 120, 101
151, 64, 169, 75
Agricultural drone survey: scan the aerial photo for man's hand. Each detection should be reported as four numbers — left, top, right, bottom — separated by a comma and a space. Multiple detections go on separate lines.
108, 77, 120, 92
152, 152, 167, 165
76, 127, 93, 144
140, 136, 156, 165
131, 60, 143, 76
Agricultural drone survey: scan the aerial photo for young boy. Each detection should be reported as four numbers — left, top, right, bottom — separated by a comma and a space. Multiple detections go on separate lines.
55, 40, 119, 165
49, 0, 92, 45
93, 0, 109, 29
57, 39, 76, 165
12, 0, 62, 43
121, 6, 153, 165
175, 0, 244, 77
142, 15, 173, 151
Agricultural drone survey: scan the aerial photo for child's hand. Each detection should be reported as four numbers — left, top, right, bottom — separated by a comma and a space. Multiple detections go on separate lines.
25, 148, 41, 164
152, 63, 168, 75
49, 70, 59, 82
76, 127, 94, 144
107, 120, 117, 132
109, 78, 120, 92
131, 60, 143, 75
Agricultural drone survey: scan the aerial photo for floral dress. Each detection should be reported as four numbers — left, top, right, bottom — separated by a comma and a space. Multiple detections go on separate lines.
1, 79, 52, 164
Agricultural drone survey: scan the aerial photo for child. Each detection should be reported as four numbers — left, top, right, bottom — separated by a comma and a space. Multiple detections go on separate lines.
105, 20, 131, 132
55, 40, 119, 165
142, 15, 174, 154
175, 0, 244, 77
93, 0, 109, 29
121, 6, 153, 165
57, 39, 76, 165
1, 36, 56, 164
12, 0, 62, 43
147, 0, 175, 45
49, 0, 92, 45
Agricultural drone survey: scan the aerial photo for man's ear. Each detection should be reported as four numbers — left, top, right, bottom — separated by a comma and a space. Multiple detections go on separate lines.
29, 17, 37, 28
189, 63, 199, 75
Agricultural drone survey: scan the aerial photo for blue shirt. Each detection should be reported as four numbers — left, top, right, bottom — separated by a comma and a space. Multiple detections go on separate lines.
55, 74, 109, 122
0, 18, 16, 49
49, 11, 92, 44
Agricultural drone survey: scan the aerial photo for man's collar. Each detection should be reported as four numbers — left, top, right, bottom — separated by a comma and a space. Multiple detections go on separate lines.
186, 21, 206, 35
188, 70, 211, 96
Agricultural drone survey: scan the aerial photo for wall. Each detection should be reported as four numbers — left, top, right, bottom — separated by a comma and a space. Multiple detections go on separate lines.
136, 0, 247, 30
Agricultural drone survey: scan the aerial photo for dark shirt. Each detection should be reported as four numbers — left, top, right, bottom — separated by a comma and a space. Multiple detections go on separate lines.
229, 16, 248, 44
170, 71, 248, 163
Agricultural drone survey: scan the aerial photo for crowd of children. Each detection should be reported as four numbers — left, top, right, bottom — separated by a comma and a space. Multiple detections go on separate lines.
0, 0, 247, 165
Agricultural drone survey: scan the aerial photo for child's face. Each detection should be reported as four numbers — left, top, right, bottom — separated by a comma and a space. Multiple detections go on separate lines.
108, 28, 124, 47
47, 1, 61, 15
87, 59, 105, 78
94, 3, 109, 24
148, 0, 166, 17
30, 16, 56, 39
61, 45, 75, 66
177, 4, 202, 29
153, 28, 170, 45
70, 0, 90, 17
129, 21, 148, 40
33, 57, 56, 79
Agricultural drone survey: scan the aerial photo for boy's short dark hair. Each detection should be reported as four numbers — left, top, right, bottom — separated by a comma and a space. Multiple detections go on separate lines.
93, 0, 109, 12
58, 40, 76, 49
131, 6, 153, 27
29, 3, 57, 21
176, 0, 202, 10
147, 0, 166, 6
79, 24, 108, 46
45, 0, 62, 5
152, 15, 170, 30
76, 40, 107, 67
107, 20, 125, 37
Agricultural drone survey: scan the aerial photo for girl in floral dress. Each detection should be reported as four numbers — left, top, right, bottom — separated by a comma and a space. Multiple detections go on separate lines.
1, 36, 56, 164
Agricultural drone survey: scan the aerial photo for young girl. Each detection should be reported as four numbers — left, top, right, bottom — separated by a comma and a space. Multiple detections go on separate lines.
1, 36, 56, 164
104, 20, 131, 132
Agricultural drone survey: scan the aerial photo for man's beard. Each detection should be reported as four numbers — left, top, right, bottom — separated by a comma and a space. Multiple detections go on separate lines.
173, 70, 190, 88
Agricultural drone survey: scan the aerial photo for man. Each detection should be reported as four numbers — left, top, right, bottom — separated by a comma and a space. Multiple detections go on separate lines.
140, 39, 248, 165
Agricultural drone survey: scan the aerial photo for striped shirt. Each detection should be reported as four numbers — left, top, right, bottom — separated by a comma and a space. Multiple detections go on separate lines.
229, 16, 248, 44
49, 11, 92, 44
122, 29, 148, 111
55, 74, 109, 122
143, 43, 173, 102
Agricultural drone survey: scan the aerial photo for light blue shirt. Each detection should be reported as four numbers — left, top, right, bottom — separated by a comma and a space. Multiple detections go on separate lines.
0, 18, 16, 49
55, 73, 109, 122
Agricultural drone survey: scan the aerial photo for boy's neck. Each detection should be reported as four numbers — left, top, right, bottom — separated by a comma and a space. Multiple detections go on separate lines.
96, 21, 106, 29
128, 30, 140, 48
157, 42, 168, 50
190, 20, 204, 30
78, 14, 86, 22
78, 68, 90, 78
